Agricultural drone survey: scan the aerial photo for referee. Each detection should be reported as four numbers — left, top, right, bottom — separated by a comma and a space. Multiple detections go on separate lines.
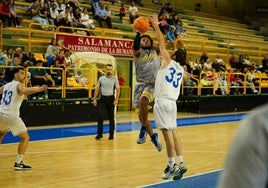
93, 64, 120, 140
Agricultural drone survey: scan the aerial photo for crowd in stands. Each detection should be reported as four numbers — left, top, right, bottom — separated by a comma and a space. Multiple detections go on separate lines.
170, 39, 268, 96
1, 1, 268, 99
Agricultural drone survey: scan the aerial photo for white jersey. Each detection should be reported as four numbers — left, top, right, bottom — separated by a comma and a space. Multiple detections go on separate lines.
154, 60, 184, 101
0, 80, 23, 116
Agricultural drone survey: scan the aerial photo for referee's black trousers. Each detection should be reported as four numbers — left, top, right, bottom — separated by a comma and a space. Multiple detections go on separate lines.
96, 95, 115, 136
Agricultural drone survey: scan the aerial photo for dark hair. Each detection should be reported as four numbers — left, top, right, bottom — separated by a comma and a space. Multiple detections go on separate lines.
140, 35, 154, 48
11, 67, 25, 78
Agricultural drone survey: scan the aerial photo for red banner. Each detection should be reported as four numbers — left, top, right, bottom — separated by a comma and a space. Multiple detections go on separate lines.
56, 33, 134, 57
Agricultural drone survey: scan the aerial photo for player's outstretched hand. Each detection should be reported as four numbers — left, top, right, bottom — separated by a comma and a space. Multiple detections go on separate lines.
39, 85, 48, 92
149, 14, 159, 30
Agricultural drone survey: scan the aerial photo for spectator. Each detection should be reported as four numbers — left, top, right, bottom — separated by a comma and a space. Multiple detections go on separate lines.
240, 67, 258, 94
183, 65, 197, 95
0, 47, 13, 66
13, 47, 31, 68
212, 54, 226, 72
29, 60, 55, 99
173, 13, 186, 36
262, 54, 268, 74
166, 26, 177, 50
80, 7, 95, 29
93, 3, 112, 29
200, 73, 213, 95
115, 3, 126, 21
90, 0, 100, 15
158, 10, 170, 34
203, 59, 213, 72
200, 50, 209, 65
192, 58, 203, 78
54, 49, 66, 80
9, 0, 22, 28
29, 0, 49, 30
39, 2, 54, 27
229, 53, 243, 71
45, 38, 59, 64
228, 69, 241, 95
173, 40, 187, 67
0, 69, 8, 87
4, 56, 21, 82
129, 1, 139, 24
72, 7, 87, 29
50, 3, 60, 27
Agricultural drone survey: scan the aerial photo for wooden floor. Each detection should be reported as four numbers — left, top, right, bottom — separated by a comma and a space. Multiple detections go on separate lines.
0, 111, 241, 188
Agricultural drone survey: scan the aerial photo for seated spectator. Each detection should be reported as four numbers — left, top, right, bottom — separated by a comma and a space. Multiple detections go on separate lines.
80, 7, 95, 29
90, 0, 100, 15
183, 65, 197, 95
229, 53, 243, 70
50, 3, 60, 27
228, 69, 241, 95
9, 0, 22, 28
158, 11, 170, 34
29, 0, 49, 30
129, 1, 138, 24
212, 54, 226, 72
93, 3, 112, 28
215, 71, 228, 95
0, 0, 19, 27
173, 40, 187, 67
115, 3, 126, 21
4, 56, 20, 82
192, 58, 203, 78
203, 59, 213, 72
39, 2, 54, 27
200, 73, 213, 95
173, 13, 186, 36
166, 26, 177, 50
54, 49, 66, 79
241, 67, 258, 94
0, 47, 13, 66
13, 47, 31, 67
45, 38, 59, 62
72, 7, 87, 28
200, 50, 209, 65
29, 60, 55, 99
262, 54, 268, 74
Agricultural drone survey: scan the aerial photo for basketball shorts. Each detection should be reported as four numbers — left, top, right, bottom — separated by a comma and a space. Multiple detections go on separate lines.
134, 83, 154, 109
0, 113, 27, 136
153, 98, 177, 130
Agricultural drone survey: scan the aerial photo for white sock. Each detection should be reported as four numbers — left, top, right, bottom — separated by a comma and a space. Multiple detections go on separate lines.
16, 154, 24, 164
178, 155, 183, 164
168, 157, 175, 168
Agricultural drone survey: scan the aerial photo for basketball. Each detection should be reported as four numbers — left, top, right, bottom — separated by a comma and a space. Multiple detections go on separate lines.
133, 17, 150, 33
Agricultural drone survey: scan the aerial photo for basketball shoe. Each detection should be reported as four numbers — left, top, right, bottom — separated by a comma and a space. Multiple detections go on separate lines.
161, 164, 180, 180
173, 162, 188, 180
137, 127, 147, 144
14, 161, 32, 170
151, 133, 162, 152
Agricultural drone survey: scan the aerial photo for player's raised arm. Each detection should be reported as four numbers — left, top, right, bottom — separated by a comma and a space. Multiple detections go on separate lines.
150, 14, 171, 68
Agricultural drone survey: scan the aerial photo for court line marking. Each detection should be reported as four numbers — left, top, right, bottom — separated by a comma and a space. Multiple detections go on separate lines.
137, 169, 223, 188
